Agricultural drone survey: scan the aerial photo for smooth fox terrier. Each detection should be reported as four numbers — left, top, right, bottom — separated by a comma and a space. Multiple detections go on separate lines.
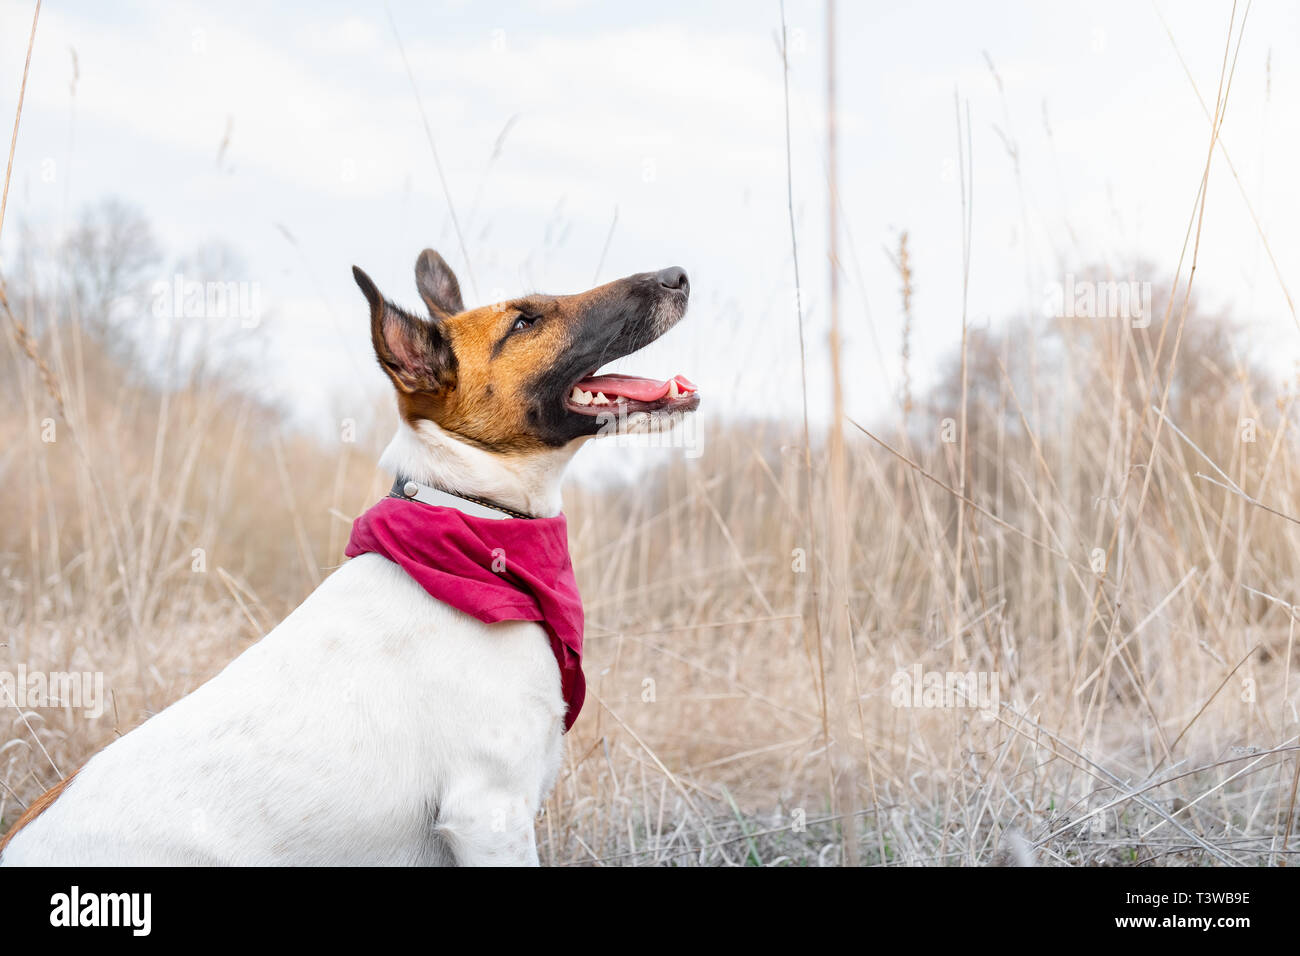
0, 250, 697, 865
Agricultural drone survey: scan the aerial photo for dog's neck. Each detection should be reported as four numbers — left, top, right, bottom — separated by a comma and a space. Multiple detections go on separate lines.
378, 419, 587, 519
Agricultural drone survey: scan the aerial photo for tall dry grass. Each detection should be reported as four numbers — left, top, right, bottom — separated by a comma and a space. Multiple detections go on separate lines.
2, 0, 1298, 868
3, 249, 1299, 865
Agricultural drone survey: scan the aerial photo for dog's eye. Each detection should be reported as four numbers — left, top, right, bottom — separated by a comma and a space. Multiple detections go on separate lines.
513, 314, 538, 332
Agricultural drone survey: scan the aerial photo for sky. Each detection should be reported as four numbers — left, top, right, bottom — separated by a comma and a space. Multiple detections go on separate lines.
1, 0, 1298, 467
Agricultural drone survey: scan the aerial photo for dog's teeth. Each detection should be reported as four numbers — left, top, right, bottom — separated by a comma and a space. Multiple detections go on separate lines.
668, 380, 680, 399
593, 392, 610, 405
570, 387, 594, 406
615, 395, 627, 404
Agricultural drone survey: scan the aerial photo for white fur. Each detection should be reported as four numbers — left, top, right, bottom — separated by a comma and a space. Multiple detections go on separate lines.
1, 422, 583, 867
382, 418, 587, 519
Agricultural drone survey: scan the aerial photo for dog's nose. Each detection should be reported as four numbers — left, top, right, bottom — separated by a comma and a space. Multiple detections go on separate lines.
656, 267, 689, 292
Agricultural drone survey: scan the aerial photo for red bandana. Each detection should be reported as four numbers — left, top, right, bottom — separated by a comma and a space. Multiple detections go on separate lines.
344, 495, 586, 731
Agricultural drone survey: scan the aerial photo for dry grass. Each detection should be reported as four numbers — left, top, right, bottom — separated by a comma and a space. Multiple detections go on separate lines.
3, 265, 1299, 866
3, 0, 1298, 868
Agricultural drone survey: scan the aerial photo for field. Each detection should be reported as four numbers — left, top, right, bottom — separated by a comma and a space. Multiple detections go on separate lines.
2, 1, 1298, 868
3, 253, 1298, 865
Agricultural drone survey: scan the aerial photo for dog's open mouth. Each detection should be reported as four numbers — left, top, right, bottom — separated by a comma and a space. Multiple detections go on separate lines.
553, 268, 699, 435
564, 372, 700, 417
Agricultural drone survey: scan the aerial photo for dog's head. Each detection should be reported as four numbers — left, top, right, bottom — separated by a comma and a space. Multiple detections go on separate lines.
353, 250, 698, 452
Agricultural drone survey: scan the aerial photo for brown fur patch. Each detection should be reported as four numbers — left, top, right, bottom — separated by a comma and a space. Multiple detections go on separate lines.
0, 768, 79, 855
414, 297, 577, 451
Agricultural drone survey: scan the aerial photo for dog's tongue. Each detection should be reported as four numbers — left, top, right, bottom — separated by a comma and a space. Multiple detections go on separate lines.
575, 373, 696, 402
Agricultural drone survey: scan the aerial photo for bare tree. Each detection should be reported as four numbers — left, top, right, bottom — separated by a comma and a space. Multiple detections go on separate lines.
60, 198, 159, 333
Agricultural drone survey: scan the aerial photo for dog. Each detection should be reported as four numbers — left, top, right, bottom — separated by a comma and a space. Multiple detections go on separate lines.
0, 249, 698, 865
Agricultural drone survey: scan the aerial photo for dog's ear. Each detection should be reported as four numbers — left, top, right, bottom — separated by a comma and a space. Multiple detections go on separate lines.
414, 249, 465, 318
353, 265, 457, 395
